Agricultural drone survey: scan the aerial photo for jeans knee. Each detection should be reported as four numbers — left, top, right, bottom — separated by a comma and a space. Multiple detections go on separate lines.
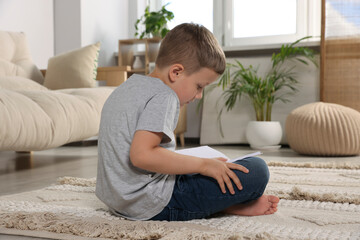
241, 157, 270, 192
253, 157, 270, 183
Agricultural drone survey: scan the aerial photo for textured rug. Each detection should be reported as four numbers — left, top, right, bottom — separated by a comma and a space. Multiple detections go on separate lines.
0, 162, 360, 240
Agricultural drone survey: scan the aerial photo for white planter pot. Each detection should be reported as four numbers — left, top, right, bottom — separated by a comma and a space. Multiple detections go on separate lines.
246, 121, 282, 149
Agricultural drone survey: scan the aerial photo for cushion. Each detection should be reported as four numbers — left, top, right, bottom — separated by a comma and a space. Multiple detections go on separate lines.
0, 31, 44, 84
286, 102, 360, 156
0, 87, 114, 151
43, 42, 100, 90
0, 76, 48, 91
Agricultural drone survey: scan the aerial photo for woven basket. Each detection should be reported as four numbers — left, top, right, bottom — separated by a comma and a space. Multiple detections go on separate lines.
286, 102, 360, 156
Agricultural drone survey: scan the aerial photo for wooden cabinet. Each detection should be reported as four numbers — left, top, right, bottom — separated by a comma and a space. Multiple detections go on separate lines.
42, 66, 131, 87
118, 38, 162, 75
96, 66, 131, 86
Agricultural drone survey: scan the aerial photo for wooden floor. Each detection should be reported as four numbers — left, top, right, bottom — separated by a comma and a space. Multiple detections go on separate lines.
0, 146, 99, 196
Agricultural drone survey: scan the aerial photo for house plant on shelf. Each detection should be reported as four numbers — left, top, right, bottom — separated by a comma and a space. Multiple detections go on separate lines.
216, 37, 318, 149
134, 4, 174, 39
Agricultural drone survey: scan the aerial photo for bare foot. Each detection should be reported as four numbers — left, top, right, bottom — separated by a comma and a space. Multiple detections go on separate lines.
223, 195, 280, 216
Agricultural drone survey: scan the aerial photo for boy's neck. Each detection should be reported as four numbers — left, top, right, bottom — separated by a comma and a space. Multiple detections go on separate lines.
148, 67, 172, 88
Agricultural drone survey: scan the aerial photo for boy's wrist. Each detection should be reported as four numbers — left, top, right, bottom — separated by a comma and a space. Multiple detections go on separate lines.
196, 157, 208, 175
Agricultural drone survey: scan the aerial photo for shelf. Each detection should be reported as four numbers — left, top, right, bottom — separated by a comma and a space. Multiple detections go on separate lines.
118, 38, 162, 75
129, 68, 146, 73
119, 37, 162, 45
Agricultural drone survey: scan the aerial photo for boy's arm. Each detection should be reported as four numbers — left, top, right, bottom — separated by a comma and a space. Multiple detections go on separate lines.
130, 130, 249, 194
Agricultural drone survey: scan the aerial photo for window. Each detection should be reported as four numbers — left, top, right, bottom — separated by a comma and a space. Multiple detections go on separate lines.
233, 0, 297, 38
224, 0, 321, 49
163, 0, 213, 32
325, 0, 360, 38
149, 0, 321, 49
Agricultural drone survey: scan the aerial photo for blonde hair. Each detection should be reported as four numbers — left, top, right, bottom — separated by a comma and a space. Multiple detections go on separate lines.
156, 23, 226, 75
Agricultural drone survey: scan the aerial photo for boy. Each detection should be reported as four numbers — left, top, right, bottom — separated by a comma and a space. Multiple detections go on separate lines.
96, 23, 279, 221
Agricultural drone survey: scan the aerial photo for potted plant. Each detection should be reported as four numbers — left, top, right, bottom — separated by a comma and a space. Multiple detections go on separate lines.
215, 37, 318, 149
135, 4, 174, 39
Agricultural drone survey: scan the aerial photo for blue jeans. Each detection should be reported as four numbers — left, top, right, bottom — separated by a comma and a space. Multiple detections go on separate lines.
150, 157, 270, 221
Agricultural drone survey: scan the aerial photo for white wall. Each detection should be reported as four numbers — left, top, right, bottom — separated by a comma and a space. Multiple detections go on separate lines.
185, 100, 202, 138
81, 0, 129, 66
54, 0, 129, 67
54, 0, 81, 55
128, 0, 147, 39
0, 0, 129, 68
0, 0, 54, 68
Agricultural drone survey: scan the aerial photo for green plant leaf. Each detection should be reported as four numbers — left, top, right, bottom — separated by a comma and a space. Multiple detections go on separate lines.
134, 4, 174, 39
214, 36, 318, 134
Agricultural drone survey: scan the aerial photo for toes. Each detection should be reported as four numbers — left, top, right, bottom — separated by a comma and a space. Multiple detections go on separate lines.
268, 195, 280, 203
264, 207, 278, 215
264, 209, 274, 215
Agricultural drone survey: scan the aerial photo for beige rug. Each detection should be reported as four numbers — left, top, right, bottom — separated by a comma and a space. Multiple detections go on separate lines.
0, 162, 360, 240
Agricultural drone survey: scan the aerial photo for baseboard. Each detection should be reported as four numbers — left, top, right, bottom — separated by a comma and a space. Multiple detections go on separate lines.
64, 139, 98, 147
64, 137, 290, 149
176, 137, 200, 146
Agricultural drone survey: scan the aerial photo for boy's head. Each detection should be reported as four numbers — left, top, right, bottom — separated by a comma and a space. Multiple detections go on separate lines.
155, 23, 226, 76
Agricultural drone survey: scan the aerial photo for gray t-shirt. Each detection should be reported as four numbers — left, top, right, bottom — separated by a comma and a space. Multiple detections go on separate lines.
95, 74, 180, 220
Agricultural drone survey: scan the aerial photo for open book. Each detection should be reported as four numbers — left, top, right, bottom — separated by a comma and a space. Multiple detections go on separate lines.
175, 146, 262, 163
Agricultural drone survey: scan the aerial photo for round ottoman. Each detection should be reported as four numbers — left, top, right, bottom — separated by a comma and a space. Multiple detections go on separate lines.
286, 102, 360, 156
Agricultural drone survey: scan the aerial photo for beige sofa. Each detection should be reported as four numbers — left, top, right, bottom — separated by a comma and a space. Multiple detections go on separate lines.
0, 31, 124, 151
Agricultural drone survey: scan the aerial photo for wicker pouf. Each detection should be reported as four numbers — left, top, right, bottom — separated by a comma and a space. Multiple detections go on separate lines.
286, 102, 360, 156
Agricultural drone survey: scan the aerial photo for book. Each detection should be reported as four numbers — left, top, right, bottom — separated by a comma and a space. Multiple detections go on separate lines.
175, 146, 262, 163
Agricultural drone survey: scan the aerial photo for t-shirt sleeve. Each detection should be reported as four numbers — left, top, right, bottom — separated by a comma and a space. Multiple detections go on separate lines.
136, 92, 179, 140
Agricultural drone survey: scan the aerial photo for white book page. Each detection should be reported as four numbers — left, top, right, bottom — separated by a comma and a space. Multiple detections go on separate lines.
175, 146, 262, 162
175, 146, 230, 160
229, 151, 262, 162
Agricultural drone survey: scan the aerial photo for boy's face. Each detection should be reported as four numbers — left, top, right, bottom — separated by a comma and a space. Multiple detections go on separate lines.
175, 67, 219, 106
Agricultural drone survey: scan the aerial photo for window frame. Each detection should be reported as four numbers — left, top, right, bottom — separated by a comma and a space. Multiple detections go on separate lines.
150, 0, 321, 50
225, 0, 305, 47
222, 0, 321, 50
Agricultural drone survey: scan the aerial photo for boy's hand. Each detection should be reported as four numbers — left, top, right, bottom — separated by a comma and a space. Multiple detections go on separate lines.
199, 157, 249, 195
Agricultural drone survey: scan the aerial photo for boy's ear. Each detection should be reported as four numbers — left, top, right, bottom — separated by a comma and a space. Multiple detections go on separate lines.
168, 64, 185, 83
